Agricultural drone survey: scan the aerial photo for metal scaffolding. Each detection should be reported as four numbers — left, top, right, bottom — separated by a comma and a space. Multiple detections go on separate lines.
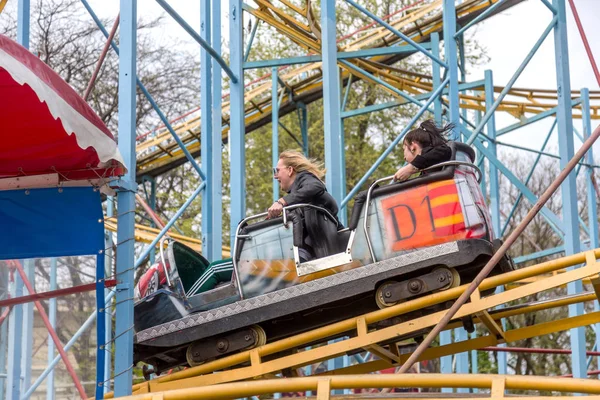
3, 0, 600, 398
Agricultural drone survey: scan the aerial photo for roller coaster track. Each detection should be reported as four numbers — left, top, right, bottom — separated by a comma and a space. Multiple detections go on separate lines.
134, 0, 600, 179
108, 247, 600, 398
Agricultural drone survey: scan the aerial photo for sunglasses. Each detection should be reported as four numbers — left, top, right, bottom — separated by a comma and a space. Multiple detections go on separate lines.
273, 166, 292, 175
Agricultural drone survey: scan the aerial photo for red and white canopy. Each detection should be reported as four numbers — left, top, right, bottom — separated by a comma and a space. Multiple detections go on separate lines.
0, 34, 125, 187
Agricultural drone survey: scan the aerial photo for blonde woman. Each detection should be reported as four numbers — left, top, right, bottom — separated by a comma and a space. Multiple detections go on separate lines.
267, 150, 340, 222
268, 151, 343, 262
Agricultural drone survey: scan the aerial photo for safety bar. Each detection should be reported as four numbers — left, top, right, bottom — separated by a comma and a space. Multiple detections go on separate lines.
421, 161, 483, 183
159, 237, 172, 288
232, 203, 339, 299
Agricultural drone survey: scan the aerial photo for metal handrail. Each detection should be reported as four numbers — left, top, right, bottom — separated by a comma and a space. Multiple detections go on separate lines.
159, 236, 172, 288
232, 203, 339, 299
421, 160, 483, 183
363, 175, 395, 263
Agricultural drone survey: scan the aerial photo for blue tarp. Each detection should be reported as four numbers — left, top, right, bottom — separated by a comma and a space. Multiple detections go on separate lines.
0, 186, 104, 260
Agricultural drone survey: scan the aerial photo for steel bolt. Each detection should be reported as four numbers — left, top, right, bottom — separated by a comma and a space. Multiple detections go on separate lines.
409, 281, 420, 290
384, 291, 392, 298
438, 275, 446, 282
245, 335, 252, 341
217, 340, 227, 350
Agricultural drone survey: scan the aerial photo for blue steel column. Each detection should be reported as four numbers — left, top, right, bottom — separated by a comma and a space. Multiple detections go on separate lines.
8, 6, 29, 396
298, 102, 309, 156
114, 0, 137, 395
454, 327, 468, 393
485, 71, 500, 236
433, 25, 451, 390
581, 88, 600, 371
485, 70, 507, 375
553, 0, 585, 379
21, 260, 34, 394
147, 178, 157, 264
456, 33, 470, 379
431, 33, 442, 124
104, 198, 115, 395
229, 0, 245, 247
321, 0, 344, 210
210, 0, 223, 259
581, 89, 597, 249
272, 67, 280, 202
443, 0, 460, 140
17, 0, 30, 48
200, 0, 214, 259
0, 267, 7, 399
6, 268, 24, 400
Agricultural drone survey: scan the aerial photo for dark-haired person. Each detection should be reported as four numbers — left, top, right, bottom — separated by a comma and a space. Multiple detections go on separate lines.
393, 120, 454, 182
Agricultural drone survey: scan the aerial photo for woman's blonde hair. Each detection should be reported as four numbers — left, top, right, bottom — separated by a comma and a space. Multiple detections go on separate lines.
279, 150, 326, 181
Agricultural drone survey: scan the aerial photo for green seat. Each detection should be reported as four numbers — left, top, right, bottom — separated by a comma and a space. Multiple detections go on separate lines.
172, 242, 211, 294
187, 258, 234, 297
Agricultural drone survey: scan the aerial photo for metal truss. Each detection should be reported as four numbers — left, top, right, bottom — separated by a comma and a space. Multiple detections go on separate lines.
5, 0, 600, 398
103, 248, 600, 396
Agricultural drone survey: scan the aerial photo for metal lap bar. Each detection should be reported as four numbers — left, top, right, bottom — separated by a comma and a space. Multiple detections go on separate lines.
233, 204, 342, 297
363, 174, 395, 262
421, 160, 483, 183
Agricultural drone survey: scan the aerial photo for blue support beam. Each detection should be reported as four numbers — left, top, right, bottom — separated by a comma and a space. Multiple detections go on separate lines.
443, 0, 460, 140
17, 0, 30, 48
210, 0, 223, 259
455, 327, 469, 393
21, 260, 34, 395
104, 198, 115, 395
80, 0, 207, 182
229, 0, 245, 247
96, 254, 107, 399
496, 100, 580, 137
553, 0, 585, 379
201, 0, 222, 261
243, 43, 434, 69
344, 0, 447, 68
321, 0, 344, 211
464, 125, 565, 236
341, 80, 484, 120
431, 32, 442, 124
466, 16, 557, 146
582, 89, 598, 249
500, 120, 556, 236
485, 71, 501, 237
244, 18, 259, 63
583, 87, 600, 374
155, 0, 237, 83
114, 0, 137, 395
0, 268, 7, 399
272, 67, 280, 202
454, 0, 509, 38
298, 102, 309, 156
437, 23, 451, 378
440, 329, 452, 392
6, 269, 23, 400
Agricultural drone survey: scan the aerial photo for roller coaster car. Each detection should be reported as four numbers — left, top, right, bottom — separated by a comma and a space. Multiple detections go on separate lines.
133, 141, 514, 374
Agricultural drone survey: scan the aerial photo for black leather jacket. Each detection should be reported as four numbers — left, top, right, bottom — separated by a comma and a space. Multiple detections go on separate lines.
282, 171, 340, 220
410, 143, 452, 172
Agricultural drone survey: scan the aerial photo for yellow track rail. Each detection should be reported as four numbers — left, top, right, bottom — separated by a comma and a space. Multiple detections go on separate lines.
103, 217, 231, 257
116, 373, 600, 399
107, 248, 600, 398
134, 0, 600, 178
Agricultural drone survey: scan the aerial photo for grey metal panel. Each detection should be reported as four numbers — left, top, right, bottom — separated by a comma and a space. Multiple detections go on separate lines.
136, 241, 459, 343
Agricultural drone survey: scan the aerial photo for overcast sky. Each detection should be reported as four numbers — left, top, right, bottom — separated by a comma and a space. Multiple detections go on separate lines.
85, 0, 600, 155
